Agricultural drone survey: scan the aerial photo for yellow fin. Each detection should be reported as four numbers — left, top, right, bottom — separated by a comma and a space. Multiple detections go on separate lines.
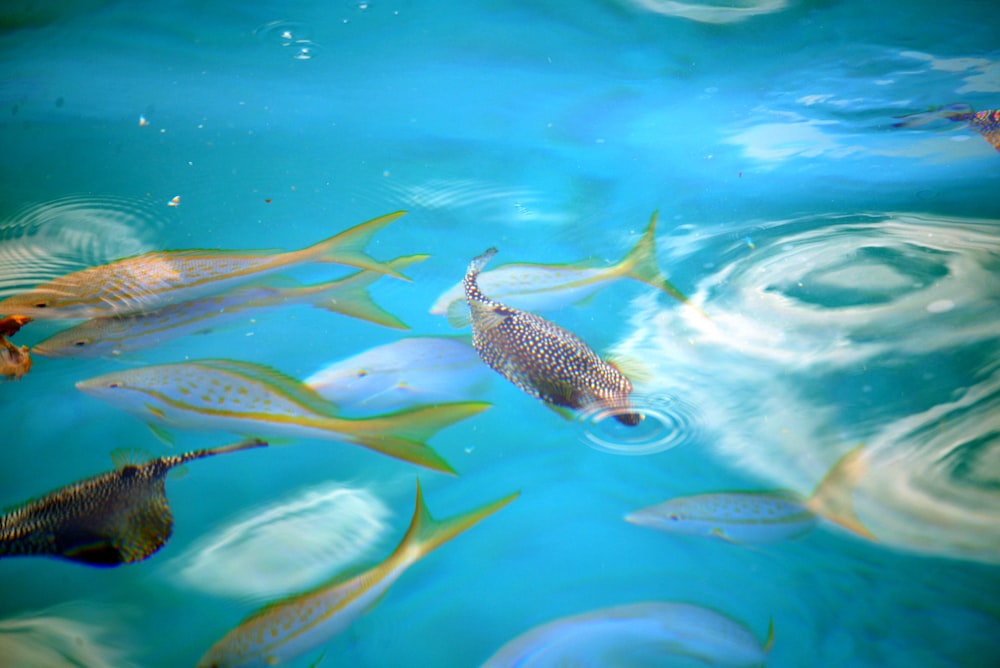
146, 421, 175, 446
110, 447, 152, 469
618, 211, 708, 319
605, 352, 652, 384
764, 617, 775, 653
304, 211, 410, 279
806, 445, 876, 541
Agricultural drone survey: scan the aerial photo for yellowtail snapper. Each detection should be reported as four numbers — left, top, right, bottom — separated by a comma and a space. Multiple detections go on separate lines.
465, 247, 641, 425
0, 439, 266, 566
432, 212, 699, 327
76, 359, 490, 474
0, 211, 409, 320
625, 446, 874, 543
197, 480, 518, 668
32, 255, 426, 359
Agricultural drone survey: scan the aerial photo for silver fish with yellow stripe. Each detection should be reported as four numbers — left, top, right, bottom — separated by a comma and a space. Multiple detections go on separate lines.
76, 359, 489, 474
0, 211, 408, 320
196, 480, 518, 667
32, 255, 426, 359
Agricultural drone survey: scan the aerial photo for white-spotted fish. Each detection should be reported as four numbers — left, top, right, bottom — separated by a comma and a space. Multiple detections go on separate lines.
197, 480, 518, 668
625, 447, 875, 543
432, 212, 697, 327
0, 439, 266, 566
0, 211, 409, 320
482, 602, 773, 668
76, 359, 490, 474
304, 336, 491, 413
32, 255, 426, 359
893, 104, 1000, 152
465, 247, 641, 425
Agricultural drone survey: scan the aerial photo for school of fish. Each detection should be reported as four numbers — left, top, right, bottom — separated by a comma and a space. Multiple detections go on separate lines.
0, 206, 878, 666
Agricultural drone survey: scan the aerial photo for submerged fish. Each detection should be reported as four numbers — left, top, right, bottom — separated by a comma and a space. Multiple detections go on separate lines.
197, 480, 518, 668
304, 336, 491, 413
0, 211, 409, 320
625, 447, 874, 543
76, 359, 490, 474
482, 602, 773, 668
432, 212, 696, 327
32, 255, 426, 359
0, 439, 266, 567
465, 247, 641, 425
893, 104, 1000, 152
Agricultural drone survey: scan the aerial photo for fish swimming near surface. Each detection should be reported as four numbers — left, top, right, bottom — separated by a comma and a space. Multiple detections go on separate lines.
196, 480, 518, 668
432, 212, 698, 327
76, 359, 490, 474
304, 336, 491, 413
32, 255, 426, 359
465, 247, 641, 425
625, 446, 875, 544
0, 211, 409, 320
482, 601, 773, 668
0, 439, 266, 567
893, 104, 1000, 152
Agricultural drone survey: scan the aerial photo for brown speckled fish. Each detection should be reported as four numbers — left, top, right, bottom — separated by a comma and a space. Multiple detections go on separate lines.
465, 248, 641, 425
0, 438, 266, 567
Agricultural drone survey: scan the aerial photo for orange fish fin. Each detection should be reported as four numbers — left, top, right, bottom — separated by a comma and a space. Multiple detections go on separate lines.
807, 445, 877, 541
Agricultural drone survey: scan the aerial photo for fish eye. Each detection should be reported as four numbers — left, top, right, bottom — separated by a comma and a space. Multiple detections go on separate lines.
74, 340, 89, 347
356, 370, 368, 377
107, 382, 119, 389
34, 302, 47, 308
669, 514, 679, 521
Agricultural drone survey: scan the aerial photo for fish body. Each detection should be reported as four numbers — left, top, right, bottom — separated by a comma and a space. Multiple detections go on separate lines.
626, 447, 874, 544
305, 336, 491, 412
482, 602, 772, 668
32, 255, 424, 358
197, 481, 518, 667
465, 248, 641, 425
893, 105, 1000, 152
626, 491, 817, 543
0, 439, 266, 566
76, 359, 490, 473
431, 212, 694, 327
0, 211, 408, 320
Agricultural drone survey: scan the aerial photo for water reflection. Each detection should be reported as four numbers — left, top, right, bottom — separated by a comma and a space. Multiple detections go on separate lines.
165, 482, 389, 602
613, 212, 1000, 563
0, 604, 132, 668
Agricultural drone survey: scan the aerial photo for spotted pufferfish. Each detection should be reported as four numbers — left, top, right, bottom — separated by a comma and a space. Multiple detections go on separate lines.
465, 247, 641, 425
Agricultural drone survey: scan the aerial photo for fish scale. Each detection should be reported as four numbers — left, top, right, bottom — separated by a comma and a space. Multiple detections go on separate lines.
464, 247, 640, 425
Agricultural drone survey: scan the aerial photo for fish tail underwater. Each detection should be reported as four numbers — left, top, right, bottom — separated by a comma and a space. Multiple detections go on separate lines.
2, 0, 1000, 666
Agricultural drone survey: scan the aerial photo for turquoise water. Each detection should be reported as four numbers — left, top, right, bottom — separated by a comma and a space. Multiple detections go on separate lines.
1, 0, 999, 666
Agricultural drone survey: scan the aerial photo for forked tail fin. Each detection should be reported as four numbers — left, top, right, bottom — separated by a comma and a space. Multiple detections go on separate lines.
806, 445, 876, 541
298, 254, 429, 329
392, 479, 518, 563
301, 211, 410, 279
618, 211, 707, 319
338, 401, 492, 475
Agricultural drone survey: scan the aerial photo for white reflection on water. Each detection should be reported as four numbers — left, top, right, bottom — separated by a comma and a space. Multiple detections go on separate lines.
165, 482, 390, 602
613, 212, 1000, 563
0, 604, 133, 668
0, 194, 166, 297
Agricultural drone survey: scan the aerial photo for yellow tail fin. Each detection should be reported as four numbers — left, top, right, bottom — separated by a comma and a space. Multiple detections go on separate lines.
303, 211, 410, 279
619, 211, 707, 318
305, 255, 429, 329
807, 445, 876, 541
339, 401, 492, 475
394, 479, 519, 561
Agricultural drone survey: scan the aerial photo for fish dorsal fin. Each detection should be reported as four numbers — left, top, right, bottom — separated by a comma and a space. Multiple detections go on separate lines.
604, 352, 652, 384
446, 300, 472, 328
469, 301, 509, 332
806, 445, 876, 541
194, 359, 342, 415
110, 448, 152, 469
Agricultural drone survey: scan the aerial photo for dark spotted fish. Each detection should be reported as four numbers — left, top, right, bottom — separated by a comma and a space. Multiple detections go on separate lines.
465, 248, 641, 425
0, 438, 266, 567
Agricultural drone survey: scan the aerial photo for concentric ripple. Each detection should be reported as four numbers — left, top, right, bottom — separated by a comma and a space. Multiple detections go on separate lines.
253, 20, 324, 60
0, 194, 166, 297
576, 392, 701, 456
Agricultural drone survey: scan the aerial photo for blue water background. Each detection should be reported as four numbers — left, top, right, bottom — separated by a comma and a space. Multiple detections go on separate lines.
1, 0, 999, 666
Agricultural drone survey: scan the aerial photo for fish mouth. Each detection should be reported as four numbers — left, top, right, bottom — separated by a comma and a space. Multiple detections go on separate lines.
614, 411, 644, 427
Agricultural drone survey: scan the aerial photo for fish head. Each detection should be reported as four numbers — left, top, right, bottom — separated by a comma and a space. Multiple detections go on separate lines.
0, 285, 90, 319
32, 320, 128, 358
75, 368, 166, 413
624, 498, 702, 536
